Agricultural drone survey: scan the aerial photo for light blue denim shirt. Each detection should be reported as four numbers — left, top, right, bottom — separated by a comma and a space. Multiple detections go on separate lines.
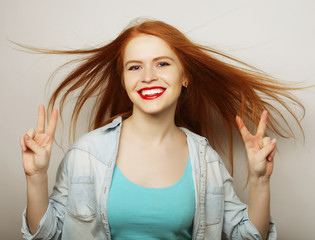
21, 117, 277, 240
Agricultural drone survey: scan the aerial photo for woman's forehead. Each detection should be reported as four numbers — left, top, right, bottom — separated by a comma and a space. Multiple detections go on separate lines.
123, 34, 179, 62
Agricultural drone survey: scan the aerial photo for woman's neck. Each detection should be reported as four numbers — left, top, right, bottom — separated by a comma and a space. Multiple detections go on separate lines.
122, 111, 180, 146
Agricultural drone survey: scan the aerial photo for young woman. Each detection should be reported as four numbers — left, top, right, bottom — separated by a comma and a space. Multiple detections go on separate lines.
20, 19, 304, 240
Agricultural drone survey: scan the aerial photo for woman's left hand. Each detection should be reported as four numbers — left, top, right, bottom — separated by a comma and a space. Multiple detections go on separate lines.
236, 110, 277, 180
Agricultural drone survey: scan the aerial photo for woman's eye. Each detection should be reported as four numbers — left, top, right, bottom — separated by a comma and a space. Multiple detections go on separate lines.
157, 62, 170, 67
128, 66, 141, 71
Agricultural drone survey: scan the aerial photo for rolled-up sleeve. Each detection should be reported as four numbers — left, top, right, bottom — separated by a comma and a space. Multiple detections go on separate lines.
21, 151, 70, 240
21, 200, 61, 240
220, 160, 277, 240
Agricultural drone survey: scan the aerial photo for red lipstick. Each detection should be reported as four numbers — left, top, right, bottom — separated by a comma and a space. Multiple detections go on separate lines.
137, 87, 166, 100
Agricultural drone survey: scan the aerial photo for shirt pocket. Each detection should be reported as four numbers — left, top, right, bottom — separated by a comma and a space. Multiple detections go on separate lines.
205, 186, 223, 225
67, 176, 97, 221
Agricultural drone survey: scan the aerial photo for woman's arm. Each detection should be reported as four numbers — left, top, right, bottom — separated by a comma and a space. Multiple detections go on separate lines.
25, 173, 49, 234
248, 176, 271, 240
236, 110, 277, 240
20, 105, 58, 234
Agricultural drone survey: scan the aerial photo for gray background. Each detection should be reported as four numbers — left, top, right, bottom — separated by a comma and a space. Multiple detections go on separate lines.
1, 0, 314, 239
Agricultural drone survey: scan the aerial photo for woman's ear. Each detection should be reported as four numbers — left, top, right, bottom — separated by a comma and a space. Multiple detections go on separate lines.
181, 70, 189, 88
182, 77, 189, 88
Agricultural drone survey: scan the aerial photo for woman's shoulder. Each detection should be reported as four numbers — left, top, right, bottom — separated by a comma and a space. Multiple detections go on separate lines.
180, 127, 221, 163
179, 127, 208, 144
65, 117, 122, 164
72, 117, 122, 147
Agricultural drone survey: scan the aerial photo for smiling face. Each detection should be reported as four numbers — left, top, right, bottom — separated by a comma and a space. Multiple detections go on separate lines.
123, 34, 187, 117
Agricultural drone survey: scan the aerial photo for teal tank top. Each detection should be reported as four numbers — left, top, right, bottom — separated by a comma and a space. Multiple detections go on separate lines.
107, 157, 195, 239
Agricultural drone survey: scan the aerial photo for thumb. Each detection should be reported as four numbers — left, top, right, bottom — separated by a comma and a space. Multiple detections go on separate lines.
24, 134, 43, 155
257, 138, 276, 160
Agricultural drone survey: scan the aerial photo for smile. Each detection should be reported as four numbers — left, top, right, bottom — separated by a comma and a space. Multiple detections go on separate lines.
138, 87, 166, 100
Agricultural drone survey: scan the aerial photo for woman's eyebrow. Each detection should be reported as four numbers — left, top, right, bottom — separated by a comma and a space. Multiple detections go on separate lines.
153, 56, 175, 62
124, 56, 175, 67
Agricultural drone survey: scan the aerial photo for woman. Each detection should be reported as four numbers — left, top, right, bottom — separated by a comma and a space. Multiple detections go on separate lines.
20, 19, 303, 239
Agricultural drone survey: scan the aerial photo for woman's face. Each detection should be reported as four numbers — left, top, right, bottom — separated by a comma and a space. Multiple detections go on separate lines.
123, 34, 187, 117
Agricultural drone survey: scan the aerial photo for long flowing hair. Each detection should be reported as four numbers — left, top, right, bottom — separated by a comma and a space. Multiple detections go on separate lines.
25, 19, 305, 174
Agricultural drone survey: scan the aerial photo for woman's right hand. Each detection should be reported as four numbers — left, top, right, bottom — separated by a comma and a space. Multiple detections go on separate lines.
20, 105, 58, 177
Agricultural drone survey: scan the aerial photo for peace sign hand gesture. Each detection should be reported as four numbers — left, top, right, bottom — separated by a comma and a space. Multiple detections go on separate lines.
20, 105, 58, 177
236, 110, 277, 180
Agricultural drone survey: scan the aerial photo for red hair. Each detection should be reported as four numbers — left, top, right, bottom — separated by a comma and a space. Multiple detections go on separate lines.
39, 19, 304, 174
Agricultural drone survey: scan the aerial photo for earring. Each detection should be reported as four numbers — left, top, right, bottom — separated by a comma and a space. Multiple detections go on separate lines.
183, 82, 188, 88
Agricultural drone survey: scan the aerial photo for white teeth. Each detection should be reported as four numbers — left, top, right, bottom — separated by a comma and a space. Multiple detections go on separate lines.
141, 88, 164, 96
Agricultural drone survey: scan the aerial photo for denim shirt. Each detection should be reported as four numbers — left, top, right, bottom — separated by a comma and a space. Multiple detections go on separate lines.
21, 117, 277, 240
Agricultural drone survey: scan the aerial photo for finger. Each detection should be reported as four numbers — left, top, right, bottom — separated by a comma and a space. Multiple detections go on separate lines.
22, 128, 36, 152
236, 115, 252, 142
262, 137, 272, 156
37, 105, 45, 134
262, 137, 271, 145
46, 108, 58, 137
20, 135, 27, 152
26, 128, 37, 139
24, 134, 43, 155
256, 110, 268, 137
267, 139, 277, 161
257, 137, 276, 161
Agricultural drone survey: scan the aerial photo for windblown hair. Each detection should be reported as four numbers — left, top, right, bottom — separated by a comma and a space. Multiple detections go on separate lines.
30, 19, 304, 174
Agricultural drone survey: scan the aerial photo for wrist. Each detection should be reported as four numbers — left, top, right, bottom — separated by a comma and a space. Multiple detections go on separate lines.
26, 173, 48, 185
249, 175, 270, 188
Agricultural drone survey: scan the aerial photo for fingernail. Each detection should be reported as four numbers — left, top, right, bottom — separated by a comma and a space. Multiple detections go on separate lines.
271, 139, 276, 145
24, 135, 29, 141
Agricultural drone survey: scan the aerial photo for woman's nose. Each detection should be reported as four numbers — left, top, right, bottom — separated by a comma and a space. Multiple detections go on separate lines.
142, 66, 157, 83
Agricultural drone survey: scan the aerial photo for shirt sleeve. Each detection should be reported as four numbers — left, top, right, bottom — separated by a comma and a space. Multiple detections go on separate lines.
219, 159, 277, 240
21, 151, 71, 240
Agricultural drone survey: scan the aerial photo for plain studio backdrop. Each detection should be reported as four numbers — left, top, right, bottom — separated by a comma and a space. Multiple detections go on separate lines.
1, 0, 314, 239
